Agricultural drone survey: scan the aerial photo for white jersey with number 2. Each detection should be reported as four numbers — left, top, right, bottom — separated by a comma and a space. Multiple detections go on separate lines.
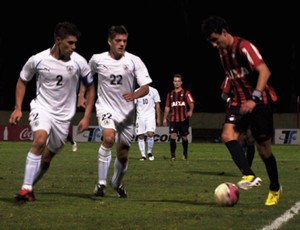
20, 48, 92, 121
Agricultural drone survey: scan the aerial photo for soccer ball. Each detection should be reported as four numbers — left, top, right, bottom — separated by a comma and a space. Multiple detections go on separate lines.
214, 182, 239, 206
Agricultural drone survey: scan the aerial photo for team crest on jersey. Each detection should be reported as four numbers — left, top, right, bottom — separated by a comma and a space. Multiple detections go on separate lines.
66, 65, 74, 73
33, 121, 39, 127
124, 65, 129, 71
37, 67, 50, 72
102, 119, 110, 126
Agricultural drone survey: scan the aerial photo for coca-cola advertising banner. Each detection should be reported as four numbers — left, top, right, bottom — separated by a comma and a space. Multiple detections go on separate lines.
0, 125, 33, 141
1, 125, 192, 143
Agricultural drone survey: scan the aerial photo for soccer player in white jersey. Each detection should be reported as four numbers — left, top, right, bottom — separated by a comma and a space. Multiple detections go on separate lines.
89, 25, 152, 198
9, 22, 95, 202
135, 86, 161, 161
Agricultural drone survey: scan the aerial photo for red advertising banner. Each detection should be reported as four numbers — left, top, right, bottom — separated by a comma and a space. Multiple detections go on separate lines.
0, 125, 33, 141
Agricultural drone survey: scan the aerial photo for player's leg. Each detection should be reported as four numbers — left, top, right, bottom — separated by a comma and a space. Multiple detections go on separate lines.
169, 122, 177, 160
136, 118, 146, 160
110, 125, 133, 198
245, 129, 255, 167
137, 134, 146, 160
180, 123, 190, 160
252, 106, 281, 205
111, 143, 129, 198
15, 109, 51, 201
33, 120, 69, 187
94, 128, 114, 196
145, 117, 156, 160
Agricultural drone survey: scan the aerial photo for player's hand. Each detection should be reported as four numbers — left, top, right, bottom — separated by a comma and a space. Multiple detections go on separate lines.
221, 92, 229, 101
122, 92, 134, 102
77, 96, 87, 109
77, 118, 89, 133
240, 100, 256, 114
9, 110, 22, 125
163, 119, 168, 127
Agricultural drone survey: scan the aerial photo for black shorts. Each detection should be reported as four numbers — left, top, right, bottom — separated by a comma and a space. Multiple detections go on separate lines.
225, 104, 274, 140
169, 120, 190, 137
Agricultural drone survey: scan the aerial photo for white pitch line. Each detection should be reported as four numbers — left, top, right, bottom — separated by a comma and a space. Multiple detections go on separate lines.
261, 201, 300, 230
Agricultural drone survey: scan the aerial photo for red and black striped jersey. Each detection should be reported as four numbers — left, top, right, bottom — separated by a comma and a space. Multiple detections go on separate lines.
218, 36, 277, 106
165, 89, 194, 122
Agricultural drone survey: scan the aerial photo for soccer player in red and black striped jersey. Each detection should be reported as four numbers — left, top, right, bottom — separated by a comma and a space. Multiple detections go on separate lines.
201, 16, 281, 206
163, 74, 194, 160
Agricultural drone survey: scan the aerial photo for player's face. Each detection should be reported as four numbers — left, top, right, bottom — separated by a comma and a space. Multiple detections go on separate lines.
108, 34, 128, 60
207, 32, 228, 49
57, 35, 77, 61
173, 77, 182, 89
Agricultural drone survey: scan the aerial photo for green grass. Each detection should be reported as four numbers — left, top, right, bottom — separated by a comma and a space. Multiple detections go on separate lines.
0, 141, 299, 229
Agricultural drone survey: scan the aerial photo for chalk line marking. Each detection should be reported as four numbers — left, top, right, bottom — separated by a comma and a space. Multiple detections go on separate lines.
261, 201, 300, 230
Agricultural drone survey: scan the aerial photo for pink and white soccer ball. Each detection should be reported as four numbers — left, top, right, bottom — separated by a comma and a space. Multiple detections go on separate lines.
214, 182, 239, 206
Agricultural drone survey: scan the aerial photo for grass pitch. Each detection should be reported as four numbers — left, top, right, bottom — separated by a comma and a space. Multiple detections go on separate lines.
0, 141, 299, 229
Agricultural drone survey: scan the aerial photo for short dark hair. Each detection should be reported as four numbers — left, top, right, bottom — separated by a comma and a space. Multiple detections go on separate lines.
108, 25, 128, 39
54, 21, 81, 40
173, 73, 183, 81
201, 16, 229, 39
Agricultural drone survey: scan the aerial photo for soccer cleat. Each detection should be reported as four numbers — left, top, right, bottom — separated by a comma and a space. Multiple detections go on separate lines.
94, 184, 106, 197
182, 155, 187, 160
72, 141, 77, 152
237, 175, 262, 190
139, 157, 146, 161
265, 186, 282, 206
148, 153, 154, 161
116, 184, 127, 198
171, 157, 176, 161
15, 188, 35, 202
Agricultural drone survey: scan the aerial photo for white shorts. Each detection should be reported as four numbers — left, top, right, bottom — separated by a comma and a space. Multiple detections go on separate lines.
29, 106, 70, 153
97, 110, 134, 146
135, 115, 156, 136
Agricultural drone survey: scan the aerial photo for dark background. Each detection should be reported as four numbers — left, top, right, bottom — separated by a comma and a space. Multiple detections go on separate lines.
1, 1, 299, 113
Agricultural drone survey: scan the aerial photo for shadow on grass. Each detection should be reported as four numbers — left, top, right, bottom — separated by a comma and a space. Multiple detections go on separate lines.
186, 170, 238, 177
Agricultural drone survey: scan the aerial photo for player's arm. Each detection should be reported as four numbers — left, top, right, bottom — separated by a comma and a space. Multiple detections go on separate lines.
186, 92, 195, 117
187, 102, 194, 117
77, 81, 87, 109
77, 74, 96, 133
9, 78, 27, 125
163, 106, 170, 127
254, 63, 271, 93
155, 102, 161, 126
241, 63, 270, 115
123, 84, 149, 102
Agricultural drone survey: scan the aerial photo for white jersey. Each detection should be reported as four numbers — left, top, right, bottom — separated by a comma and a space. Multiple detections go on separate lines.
135, 86, 160, 135
20, 48, 92, 121
90, 51, 152, 119
135, 86, 161, 118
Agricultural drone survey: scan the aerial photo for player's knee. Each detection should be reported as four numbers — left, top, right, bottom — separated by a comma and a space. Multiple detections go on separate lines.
147, 132, 154, 137
32, 140, 47, 152
254, 134, 270, 144
103, 136, 115, 147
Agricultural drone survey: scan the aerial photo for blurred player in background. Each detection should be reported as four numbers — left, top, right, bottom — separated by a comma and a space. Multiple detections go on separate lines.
135, 86, 161, 161
163, 74, 194, 160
